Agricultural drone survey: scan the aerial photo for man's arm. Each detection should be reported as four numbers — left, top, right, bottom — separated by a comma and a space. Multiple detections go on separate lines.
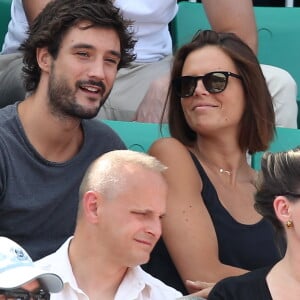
202, 0, 258, 54
22, 0, 50, 24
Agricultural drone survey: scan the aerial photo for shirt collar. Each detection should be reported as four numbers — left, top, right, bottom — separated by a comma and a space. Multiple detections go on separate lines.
115, 266, 152, 300
46, 237, 85, 294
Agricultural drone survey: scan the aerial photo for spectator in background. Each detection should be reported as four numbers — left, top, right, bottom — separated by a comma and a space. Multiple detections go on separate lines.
142, 30, 284, 298
0, 0, 135, 260
208, 147, 300, 299
0, 236, 63, 299
0, 0, 298, 128
36, 150, 183, 300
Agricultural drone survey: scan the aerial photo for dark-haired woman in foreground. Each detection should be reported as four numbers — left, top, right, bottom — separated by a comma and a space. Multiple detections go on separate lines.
209, 147, 300, 299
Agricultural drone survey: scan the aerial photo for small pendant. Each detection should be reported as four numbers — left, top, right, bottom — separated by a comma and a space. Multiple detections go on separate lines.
219, 168, 231, 176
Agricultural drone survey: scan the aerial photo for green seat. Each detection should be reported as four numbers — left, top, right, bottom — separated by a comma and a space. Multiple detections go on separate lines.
102, 120, 169, 152
103, 120, 300, 171
0, 0, 11, 48
171, 2, 209, 49
251, 127, 300, 170
171, 2, 300, 103
254, 6, 300, 103
298, 100, 300, 128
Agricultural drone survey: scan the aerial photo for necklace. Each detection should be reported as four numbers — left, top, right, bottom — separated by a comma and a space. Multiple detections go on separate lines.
219, 168, 232, 176
192, 146, 233, 176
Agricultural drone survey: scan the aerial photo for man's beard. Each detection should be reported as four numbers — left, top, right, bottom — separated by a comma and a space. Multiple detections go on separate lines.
47, 66, 110, 120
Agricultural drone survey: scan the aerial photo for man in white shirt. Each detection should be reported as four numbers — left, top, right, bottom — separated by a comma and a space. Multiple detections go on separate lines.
36, 150, 183, 300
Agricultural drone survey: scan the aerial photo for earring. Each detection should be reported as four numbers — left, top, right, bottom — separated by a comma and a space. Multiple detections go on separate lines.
286, 220, 293, 228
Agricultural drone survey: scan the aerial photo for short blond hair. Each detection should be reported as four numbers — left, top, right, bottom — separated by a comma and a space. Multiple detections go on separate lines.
79, 150, 167, 202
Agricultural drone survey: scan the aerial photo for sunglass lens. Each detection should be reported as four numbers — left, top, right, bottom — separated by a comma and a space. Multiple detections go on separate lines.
1, 291, 27, 300
204, 72, 227, 93
34, 290, 50, 300
174, 77, 196, 98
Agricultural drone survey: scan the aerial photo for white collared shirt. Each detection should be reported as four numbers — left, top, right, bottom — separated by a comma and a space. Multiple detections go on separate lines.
36, 237, 183, 300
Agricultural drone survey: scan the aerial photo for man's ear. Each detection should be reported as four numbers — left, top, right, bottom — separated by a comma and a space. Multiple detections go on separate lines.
36, 47, 52, 72
273, 196, 292, 223
82, 191, 101, 224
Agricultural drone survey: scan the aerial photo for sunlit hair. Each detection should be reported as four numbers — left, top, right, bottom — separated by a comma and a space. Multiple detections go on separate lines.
255, 147, 300, 239
20, 0, 136, 92
164, 30, 275, 154
78, 150, 167, 206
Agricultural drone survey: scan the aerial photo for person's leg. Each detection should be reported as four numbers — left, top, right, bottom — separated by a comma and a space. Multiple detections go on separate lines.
261, 64, 298, 128
97, 55, 172, 121
135, 73, 170, 123
0, 53, 26, 108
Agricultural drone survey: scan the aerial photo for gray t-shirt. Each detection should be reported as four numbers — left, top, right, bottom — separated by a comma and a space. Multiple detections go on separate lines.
0, 103, 126, 260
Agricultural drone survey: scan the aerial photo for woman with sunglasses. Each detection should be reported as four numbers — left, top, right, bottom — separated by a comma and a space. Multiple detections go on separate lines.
208, 148, 300, 300
142, 30, 282, 297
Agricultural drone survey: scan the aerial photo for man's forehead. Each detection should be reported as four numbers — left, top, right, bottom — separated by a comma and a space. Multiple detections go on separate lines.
61, 20, 116, 40
61, 23, 121, 52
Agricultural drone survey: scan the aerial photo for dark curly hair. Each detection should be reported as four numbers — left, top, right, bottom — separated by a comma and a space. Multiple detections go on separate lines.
164, 30, 275, 154
20, 0, 136, 92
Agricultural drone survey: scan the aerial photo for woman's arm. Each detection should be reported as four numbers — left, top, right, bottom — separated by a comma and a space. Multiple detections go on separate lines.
149, 138, 248, 293
202, 0, 257, 54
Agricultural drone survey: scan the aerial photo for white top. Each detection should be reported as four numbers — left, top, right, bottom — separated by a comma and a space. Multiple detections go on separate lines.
36, 237, 183, 300
1, 0, 28, 54
1, 0, 178, 62
114, 0, 177, 62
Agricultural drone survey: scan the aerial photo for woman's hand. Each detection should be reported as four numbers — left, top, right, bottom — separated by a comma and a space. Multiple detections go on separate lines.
185, 280, 215, 299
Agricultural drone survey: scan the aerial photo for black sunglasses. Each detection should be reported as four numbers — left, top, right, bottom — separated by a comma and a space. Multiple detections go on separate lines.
0, 288, 50, 300
172, 71, 242, 98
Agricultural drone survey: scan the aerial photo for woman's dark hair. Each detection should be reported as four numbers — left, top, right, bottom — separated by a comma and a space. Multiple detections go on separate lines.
165, 30, 275, 154
255, 147, 300, 239
20, 0, 136, 92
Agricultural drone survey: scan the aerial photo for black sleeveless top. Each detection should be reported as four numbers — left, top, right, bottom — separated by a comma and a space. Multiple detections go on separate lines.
142, 152, 283, 295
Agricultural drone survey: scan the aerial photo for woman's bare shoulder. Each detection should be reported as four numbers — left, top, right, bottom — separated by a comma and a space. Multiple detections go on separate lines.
149, 137, 190, 158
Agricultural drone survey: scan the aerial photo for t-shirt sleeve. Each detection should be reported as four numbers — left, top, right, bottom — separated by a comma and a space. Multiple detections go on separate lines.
0, 136, 8, 200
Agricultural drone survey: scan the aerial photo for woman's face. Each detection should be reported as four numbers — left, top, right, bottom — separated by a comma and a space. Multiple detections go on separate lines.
180, 45, 245, 135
